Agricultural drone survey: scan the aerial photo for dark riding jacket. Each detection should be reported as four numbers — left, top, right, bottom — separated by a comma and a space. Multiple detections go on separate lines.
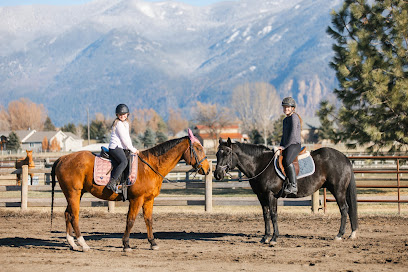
280, 113, 301, 149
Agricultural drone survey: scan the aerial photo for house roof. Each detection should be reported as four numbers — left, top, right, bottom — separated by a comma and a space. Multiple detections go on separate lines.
199, 132, 248, 140
302, 117, 321, 130
24, 131, 63, 143
63, 132, 82, 140
0, 130, 36, 141
195, 124, 240, 130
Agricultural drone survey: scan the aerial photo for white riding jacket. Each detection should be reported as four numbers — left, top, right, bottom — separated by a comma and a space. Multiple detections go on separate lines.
108, 120, 137, 153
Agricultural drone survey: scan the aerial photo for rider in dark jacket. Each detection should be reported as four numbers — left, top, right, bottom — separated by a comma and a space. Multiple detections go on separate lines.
278, 97, 302, 195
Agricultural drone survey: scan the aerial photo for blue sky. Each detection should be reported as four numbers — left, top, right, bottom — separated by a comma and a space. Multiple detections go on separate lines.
0, 0, 235, 7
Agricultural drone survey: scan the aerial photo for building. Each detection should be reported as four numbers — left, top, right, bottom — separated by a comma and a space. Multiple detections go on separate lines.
195, 124, 249, 150
0, 130, 83, 152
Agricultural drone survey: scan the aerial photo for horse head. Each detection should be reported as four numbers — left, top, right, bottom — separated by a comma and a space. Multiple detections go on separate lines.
214, 137, 237, 180
26, 150, 35, 167
182, 129, 210, 175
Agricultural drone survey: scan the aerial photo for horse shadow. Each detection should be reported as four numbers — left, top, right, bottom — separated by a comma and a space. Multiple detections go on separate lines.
0, 236, 67, 250
0, 231, 252, 251
83, 230, 248, 243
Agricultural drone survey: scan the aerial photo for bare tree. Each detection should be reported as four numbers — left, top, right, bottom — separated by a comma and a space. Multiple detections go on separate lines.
49, 138, 61, 152
192, 101, 234, 149
8, 98, 47, 130
131, 108, 163, 135
42, 137, 49, 152
130, 109, 147, 135
0, 106, 10, 130
232, 82, 281, 145
167, 108, 188, 136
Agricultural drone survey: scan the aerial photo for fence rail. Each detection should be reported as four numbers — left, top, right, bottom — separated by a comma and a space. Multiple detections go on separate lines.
323, 156, 408, 215
1, 155, 407, 214
0, 164, 318, 212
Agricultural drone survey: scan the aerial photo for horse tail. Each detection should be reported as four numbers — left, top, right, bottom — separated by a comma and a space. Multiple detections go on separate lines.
50, 158, 60, 230
346, 170, 358, 232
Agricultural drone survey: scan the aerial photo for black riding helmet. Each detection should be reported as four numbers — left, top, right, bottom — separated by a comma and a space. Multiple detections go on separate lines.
281, 97, 296, 108
115, 104, 129, 115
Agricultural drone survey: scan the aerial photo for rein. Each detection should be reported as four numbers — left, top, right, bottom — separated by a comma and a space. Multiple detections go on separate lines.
137, 154, 172, 183
138, 138, 206, 183
219, 145, 279, 182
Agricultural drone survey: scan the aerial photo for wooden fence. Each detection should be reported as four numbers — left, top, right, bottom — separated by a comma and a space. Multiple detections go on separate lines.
0, 163, 319, 213
323, 156, 408, 215
2, 156, 407, 214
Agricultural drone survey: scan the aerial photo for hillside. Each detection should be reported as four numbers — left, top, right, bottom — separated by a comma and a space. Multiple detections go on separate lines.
0, 0, 342, 125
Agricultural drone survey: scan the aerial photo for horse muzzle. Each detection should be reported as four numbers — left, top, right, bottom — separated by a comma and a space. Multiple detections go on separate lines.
214, 166, 226, 181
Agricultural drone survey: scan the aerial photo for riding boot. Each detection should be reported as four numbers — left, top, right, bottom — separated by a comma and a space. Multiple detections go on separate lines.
106, 178, 118, 192
283, 163, 298, 195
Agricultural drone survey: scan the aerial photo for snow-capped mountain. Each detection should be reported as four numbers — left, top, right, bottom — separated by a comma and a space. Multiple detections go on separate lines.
0, 0, 342, 125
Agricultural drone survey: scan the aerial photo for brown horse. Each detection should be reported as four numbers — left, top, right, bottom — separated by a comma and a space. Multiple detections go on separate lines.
15, 150, 35, 185
51, 134, 210, 252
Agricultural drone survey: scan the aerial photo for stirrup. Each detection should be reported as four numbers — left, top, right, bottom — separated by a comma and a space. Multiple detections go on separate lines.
283, 184, 297, 195
106, 179, 117, 191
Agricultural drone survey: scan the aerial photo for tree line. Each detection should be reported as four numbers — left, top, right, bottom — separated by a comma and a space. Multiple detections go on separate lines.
1, 82, 288, 152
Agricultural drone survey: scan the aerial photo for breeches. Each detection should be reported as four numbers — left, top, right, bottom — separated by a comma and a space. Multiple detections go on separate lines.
282, 144, 301, 168
109, 147, 128, 180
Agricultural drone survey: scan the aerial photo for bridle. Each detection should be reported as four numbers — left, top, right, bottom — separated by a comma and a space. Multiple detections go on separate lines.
217, 144, 278, 181
217, 145, 234, 175
185, 138, 207, 174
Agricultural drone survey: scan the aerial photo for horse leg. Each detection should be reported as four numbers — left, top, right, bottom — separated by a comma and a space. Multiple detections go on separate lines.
67, 191, 90, 251
64, 207, 79, 251
268, 194, 279, 245
122, 198, 143, 252
143, 199, 159, 250
259, 204, 272, 244
331, 189, 348, 241
346, 173, 358, 239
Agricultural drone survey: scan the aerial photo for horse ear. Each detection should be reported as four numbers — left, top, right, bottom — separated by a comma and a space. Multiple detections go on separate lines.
227, 138, 232, 146
219, 137, 223, 144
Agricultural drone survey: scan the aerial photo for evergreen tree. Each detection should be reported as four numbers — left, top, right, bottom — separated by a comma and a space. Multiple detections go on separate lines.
269, 115, 285, 145
249, 129, 263, 144
316, 101, 340, 143
142, 128, 156, 148
156, 130, 168, 144
7, 132, 20, 151
61, 123, 77, 134
321, 0, 408, 153
83, 120, 108, 143
43, 116, 55, 131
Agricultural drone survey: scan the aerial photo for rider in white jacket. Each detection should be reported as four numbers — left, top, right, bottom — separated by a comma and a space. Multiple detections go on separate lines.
106, 104, 139, 191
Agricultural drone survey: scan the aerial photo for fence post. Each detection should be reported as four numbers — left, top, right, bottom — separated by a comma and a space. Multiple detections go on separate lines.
205, 161, 213, 212
108, 201, 115, 213
311, 189, 319, 214
21, 165, 28, 211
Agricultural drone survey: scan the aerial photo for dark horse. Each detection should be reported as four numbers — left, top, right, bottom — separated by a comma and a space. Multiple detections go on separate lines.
51, 135, 210, 252
214, 138, 358, 244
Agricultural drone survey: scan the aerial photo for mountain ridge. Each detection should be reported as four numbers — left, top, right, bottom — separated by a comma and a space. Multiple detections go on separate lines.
0, 0, 341, 126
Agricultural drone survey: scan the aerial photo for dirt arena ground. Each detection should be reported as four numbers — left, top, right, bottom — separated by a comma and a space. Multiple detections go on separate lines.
0, 206, 407, 272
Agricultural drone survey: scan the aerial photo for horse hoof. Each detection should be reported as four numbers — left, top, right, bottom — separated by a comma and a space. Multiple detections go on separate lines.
349, 231, 357, 239
334, 236, 342, 241
82, 246, 91, 252
150, 245, 160, 250
123, 247, 132, 253
269, 241, 277, 247
70, 245, 80, 251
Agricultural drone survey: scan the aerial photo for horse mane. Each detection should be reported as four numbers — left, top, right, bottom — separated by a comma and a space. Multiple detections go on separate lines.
141, 136, 187, 157
234, 142, 272, 157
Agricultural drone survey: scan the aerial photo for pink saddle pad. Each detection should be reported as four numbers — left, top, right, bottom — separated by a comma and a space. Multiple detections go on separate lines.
94, 155, 138, 186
